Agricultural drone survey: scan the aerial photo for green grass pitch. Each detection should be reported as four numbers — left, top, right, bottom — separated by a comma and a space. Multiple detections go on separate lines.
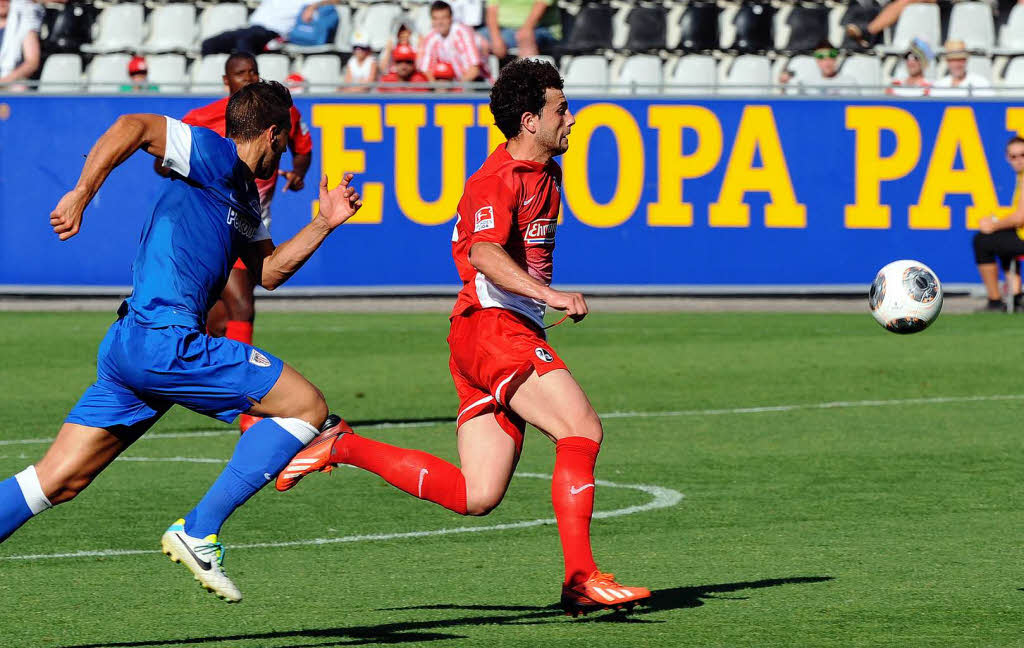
1, 309, 1022, 647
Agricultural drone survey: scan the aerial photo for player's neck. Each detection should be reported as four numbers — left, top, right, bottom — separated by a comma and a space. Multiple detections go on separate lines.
234, 140, 262, 180
505, 138, 552, 166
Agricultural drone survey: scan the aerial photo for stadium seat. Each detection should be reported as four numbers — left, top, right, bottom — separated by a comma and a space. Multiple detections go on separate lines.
663, 54, 716, 95
86, 53, 132, 93
612, 54, 662, 94
785, 54, 822, 85
842, 54, 883, 89
719, 3, 738, 52
728, 2, 775, 54
1004, 56, 1024, 87
676, 2, 719, 52
967, 55, 995, 83
146, 54, 188, 93
996, 4, 1024, 54
624, 6, 668, 51
38, 53, 83, 93
197, 4, 249, 53
720, 54, 771, 94
562, 4, 615, 53
947, 2, 996, 52
561, 55, 610, 91
299, 54, 342, 91
285, 5, 353, 54
783, 4, 829, 53
80, 4, 144, 54
881, 3, 940, 54
191, 54, 229, 94
141, 4, 196, 54
352, 4, 405, 51
255, 53, 291, 83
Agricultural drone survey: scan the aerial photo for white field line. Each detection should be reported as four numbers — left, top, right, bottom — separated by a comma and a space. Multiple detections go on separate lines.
3, 393, 1024, 448
0, 471, 683, 561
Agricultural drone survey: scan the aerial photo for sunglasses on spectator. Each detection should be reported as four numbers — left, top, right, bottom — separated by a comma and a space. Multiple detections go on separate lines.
1009, 153, 1024, 159
814, 49, 839, 59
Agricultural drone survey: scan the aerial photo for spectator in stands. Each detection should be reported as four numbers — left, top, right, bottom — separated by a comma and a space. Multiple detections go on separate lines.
431, 60, 458, 92
419, 1, 486, 83
972, 136, 1024, 312
888, 37, 933, 97
845, 0, 935, 50
285, 72, 305, 94
931, 39, 993, 96
380, 19, 420, 74
202, 0, 306, 56
342, 33, 378, 92
119, 56, 158, 93
379, 43, 428, 92
485, 0, 560, 59
780, 41, 857, 95
0, 0, 43, 90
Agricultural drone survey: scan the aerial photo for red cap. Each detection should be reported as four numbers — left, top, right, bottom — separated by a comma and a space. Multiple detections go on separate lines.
432, 61, 455, 80
392, 44, 416, 63
128, 56, 147, 75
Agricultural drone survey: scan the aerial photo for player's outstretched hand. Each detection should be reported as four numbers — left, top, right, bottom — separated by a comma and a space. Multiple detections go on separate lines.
545, 289, 588, 322
50, 187, 90, 241
278, 169, 305, 192
317, 173, 362, 229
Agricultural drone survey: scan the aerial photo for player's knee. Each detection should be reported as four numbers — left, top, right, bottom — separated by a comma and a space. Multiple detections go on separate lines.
465, 493, 502, 516
300, 389, 329, 429
569, 410, 603, 444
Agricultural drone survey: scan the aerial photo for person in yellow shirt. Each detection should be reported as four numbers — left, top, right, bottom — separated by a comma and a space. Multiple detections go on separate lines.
485, 0, 561, 59
973, 136, 1024, 312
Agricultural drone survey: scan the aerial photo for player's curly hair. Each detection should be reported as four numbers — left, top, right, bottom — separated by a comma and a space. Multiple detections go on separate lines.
225, 80, 292, 142
489, 59, 564, 140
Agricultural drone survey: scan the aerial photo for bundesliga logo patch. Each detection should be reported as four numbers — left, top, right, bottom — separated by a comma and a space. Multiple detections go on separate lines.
535, 347, 553, 363
474, 206, 494, 232
249, 349, 272, 368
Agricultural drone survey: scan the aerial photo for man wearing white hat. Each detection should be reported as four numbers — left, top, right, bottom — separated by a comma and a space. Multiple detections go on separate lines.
931, 39, 993, 97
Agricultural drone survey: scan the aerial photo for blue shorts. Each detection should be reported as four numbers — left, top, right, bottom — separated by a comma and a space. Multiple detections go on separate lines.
66, 315, 285, 430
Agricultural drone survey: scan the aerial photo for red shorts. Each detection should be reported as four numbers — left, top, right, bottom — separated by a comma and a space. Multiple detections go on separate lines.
447, 308, 568, 451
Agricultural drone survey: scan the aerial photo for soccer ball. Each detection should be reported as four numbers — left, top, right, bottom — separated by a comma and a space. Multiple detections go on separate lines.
868, 260, 943, 334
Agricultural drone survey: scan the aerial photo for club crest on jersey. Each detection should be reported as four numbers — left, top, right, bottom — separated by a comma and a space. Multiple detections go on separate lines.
227, 208, 259, 239
535, 347, 554, 363
249, 349, 272, 368
525, 219, 557, 245
474, 206, 495, 232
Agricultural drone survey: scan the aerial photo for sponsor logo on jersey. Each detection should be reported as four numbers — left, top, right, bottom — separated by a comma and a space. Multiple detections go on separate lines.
474, 206, 494, 232
535, 347, 554, 362
525, 219, 557, 245
227, 208, 260, 239
249, 349, 272, 367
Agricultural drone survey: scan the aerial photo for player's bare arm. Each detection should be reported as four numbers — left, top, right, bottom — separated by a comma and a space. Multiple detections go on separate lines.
469, 241, 588, 320
279, 152, 312, 192
240, 173, 362, 290
51, 113, 169, 241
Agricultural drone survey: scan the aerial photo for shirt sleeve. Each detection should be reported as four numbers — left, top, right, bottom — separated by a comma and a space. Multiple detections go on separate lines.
161, 117, 232, 185
455, 25, 481, 67
462, 174, 517, 247
288, 106, 313, 155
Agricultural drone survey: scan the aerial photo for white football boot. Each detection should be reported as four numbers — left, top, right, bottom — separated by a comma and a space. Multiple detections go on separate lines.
161, 519, 242, 603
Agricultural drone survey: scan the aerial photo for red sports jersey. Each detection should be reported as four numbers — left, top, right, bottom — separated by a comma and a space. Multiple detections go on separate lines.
182, 97, 312, 205
451, 144, 562, 329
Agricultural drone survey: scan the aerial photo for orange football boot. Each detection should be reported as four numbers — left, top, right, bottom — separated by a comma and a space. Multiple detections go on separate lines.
275, 414, 351, 492
238, 414, 262, 434
560, 571, 651, 617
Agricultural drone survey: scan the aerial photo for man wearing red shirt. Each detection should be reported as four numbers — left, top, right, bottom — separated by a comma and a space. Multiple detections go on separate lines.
176, 52, 312, 432
277, 59, 651, 616
378, 44, 428, 91
418, 1, 486, 83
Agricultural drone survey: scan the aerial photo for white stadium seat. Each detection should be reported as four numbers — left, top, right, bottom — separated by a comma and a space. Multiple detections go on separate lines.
197, 4, 249, 51
1004, 56, 1024, 89
81, 4, 145, 54
664, 55, 716, 95
882, 3, 940, 54
141, 4, 197, 54
86, 54, 132, 93
352, 4, 405, 51
997, 5, 1024, 54
947, 2, 995, 52
256, 53, 290, 83
720, 54, 771, 94
299, 54, 342, 91
146, 54, 188, 93
842, 54, 883, 90
561, 55, 610, 91
612, 54, 662, 94
966, 56, 994, 83
191, 54, 229, 94
38, 54, 83, 93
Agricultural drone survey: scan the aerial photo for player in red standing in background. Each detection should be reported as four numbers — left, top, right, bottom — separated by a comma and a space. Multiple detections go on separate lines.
276, 59, 651, 616
160, 52, 313, 432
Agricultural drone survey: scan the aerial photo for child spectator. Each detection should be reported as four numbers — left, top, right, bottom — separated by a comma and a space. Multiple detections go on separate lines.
120, 56, 159, 93
342, 32, 378, 92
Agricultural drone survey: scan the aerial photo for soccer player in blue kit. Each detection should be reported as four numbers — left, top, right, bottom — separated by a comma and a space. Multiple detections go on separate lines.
0, 81, 361, 603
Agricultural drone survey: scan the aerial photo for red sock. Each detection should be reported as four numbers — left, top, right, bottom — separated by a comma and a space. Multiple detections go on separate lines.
332, 435, 468, 515
225, 320, 253, 345
552, 436, 600, 587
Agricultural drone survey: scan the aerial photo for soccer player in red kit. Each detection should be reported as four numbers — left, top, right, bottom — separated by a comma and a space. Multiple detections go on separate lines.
177, 52, 312, 432
276, 59, 651, 615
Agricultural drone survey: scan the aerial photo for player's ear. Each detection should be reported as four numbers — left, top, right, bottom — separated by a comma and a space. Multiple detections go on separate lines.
521, 111, 538, 135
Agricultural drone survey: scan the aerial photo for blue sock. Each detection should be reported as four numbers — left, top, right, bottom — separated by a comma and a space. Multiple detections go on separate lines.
184, 417, 317, 538
0, 467, 53, 543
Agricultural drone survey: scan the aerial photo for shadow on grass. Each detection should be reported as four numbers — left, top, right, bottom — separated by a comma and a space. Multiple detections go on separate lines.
59, 576, 832, 648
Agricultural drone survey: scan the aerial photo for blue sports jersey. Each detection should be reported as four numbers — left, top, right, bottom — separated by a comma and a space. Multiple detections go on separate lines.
124, 118, 270, 329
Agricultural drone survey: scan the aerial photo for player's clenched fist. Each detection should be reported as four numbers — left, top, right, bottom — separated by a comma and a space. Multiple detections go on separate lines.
317, 173, 362, 229
545, 289, 588, 322
50, 187, 90, 241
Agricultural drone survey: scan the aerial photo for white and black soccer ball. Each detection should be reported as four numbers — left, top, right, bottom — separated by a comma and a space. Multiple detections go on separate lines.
868, 260, 943, 334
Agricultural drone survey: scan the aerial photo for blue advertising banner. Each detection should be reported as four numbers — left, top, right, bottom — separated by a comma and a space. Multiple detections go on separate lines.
0, 95, 1020, 291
